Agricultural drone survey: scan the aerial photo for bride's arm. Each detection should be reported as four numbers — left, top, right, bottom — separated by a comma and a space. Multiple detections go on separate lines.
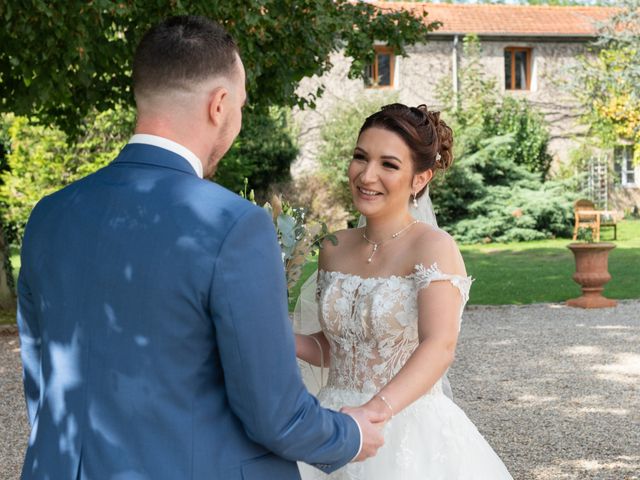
294, 235, 341, 368
361, 233, 466, 420
295, 332, 330, 367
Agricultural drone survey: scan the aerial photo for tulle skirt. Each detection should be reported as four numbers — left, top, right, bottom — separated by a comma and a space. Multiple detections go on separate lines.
298, 387, 513, 480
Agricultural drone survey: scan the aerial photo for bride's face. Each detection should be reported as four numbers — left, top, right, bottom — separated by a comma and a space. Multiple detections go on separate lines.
348, 127, 415, 220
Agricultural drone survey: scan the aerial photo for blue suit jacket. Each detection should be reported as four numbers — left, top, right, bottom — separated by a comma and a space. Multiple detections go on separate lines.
17, 143, 360, 480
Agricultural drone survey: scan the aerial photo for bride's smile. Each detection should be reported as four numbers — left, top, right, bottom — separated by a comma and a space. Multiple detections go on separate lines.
348, 127, 418, 221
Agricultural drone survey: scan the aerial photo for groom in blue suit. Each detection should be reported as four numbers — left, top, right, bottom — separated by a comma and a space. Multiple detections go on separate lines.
17, 16, 383, 479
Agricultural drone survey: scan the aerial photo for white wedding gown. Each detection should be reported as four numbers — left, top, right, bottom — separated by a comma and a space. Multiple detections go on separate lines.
298, 263, 513, 480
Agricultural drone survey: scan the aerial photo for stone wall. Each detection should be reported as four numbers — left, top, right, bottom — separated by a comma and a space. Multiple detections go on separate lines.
292, 37, 591, 177
610, 184, 640, 215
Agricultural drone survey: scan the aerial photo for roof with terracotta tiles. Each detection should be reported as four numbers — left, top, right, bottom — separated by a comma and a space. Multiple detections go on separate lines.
372, 2, 617, 37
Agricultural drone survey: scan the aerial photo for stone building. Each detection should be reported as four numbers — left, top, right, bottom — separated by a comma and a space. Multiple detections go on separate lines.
293, 2, 639, 211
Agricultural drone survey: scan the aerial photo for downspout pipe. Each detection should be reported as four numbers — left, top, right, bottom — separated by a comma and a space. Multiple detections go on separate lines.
452, 34, 459, 112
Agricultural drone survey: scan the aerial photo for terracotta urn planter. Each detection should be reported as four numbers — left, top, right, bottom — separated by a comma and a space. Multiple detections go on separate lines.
566, 242, 617, 309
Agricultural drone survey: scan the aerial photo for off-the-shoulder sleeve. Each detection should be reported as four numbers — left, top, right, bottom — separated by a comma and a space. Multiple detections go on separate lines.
414, 262, 473, 310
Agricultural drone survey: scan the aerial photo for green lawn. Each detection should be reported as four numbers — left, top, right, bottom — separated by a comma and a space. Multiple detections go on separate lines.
460, 219, 639, 304
290, 219, 640, 307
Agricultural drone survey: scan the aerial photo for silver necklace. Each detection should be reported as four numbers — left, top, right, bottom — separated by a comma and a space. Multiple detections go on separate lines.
362, 220, 419, 263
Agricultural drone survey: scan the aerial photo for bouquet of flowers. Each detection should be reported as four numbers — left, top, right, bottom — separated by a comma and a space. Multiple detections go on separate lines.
241, 182, 336, 295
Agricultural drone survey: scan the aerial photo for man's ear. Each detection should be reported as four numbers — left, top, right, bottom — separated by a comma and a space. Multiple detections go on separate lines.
413, 169, 433, 195
208, 87, 228, 127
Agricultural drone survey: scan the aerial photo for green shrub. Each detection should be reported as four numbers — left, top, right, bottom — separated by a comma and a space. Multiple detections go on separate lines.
489, 97, 553, 178
431, 134, 530, 225
451, 180, 577, 243
0, 108, 135, 244
431, 133, 577, 244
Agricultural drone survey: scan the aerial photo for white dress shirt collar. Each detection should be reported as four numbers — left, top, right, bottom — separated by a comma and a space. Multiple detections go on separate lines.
128, 134, 204, 179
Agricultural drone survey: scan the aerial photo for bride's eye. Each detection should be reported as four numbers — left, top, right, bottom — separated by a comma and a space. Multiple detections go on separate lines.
383, 161, 400, 170
352, 153, 367, 162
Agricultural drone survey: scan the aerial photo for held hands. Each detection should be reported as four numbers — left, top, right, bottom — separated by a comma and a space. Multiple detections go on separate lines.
341, 396, 393, 462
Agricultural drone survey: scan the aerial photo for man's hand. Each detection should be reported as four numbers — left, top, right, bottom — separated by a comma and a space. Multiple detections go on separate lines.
341, 405, 386, 462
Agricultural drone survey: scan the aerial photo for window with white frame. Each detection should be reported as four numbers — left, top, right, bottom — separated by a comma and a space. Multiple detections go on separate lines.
613, 144, 636, 187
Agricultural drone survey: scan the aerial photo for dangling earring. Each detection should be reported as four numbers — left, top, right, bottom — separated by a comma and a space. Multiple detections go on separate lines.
412, 192, 418, 208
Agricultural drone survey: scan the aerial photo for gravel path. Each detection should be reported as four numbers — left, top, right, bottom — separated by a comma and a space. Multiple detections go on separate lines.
0, 327, 26, 480
452, 301, 640, 480
1, 301, 639, 479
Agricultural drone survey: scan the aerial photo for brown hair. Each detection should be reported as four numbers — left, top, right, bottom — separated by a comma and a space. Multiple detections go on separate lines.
358, 103, 453, 197
133, 16, 239, 99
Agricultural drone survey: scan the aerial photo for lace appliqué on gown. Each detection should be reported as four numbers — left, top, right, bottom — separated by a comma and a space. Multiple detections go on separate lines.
298, 263, 512, 480
317, 263, 470, 396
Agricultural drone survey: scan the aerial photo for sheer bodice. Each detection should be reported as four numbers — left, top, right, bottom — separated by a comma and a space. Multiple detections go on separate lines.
317, 263, 472, 395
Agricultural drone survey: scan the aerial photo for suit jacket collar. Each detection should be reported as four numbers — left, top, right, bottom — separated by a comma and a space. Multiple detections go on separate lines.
128, 134, 204, 178
113, 143, 201, 177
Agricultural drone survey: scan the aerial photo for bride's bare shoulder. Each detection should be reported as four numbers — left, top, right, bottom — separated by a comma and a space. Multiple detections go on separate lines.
318, 227, 361, 270
411, 224, 466, 276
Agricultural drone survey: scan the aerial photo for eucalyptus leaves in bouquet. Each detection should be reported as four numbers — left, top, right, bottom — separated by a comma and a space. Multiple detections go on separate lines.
241, 181, 336, 294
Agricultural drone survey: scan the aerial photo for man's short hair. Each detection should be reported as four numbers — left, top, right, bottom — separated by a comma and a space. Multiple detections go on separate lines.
133, 16, 239, 99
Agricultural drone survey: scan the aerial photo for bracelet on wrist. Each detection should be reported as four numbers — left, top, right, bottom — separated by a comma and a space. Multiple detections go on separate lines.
375, 393, 394, 417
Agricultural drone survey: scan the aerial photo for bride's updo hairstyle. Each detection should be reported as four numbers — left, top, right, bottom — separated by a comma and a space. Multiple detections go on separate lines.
358, 103, 454, 198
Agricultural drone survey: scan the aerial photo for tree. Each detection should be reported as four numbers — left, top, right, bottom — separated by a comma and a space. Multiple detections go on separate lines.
0, 1, 437, 136
216, 107, 299, 199
572, 0, 640, 160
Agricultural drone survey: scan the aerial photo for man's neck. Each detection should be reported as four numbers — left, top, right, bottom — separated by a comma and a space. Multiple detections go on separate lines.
134, 120, 210, 172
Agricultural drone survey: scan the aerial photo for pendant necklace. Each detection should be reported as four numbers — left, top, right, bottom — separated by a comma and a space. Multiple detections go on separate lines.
362, 220, 419, 263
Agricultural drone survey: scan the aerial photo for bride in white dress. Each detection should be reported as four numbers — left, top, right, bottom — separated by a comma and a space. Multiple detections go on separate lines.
295, 104, 512, 479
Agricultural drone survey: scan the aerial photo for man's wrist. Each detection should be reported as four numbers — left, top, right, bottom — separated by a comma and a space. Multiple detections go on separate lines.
346, 414, 363, 461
